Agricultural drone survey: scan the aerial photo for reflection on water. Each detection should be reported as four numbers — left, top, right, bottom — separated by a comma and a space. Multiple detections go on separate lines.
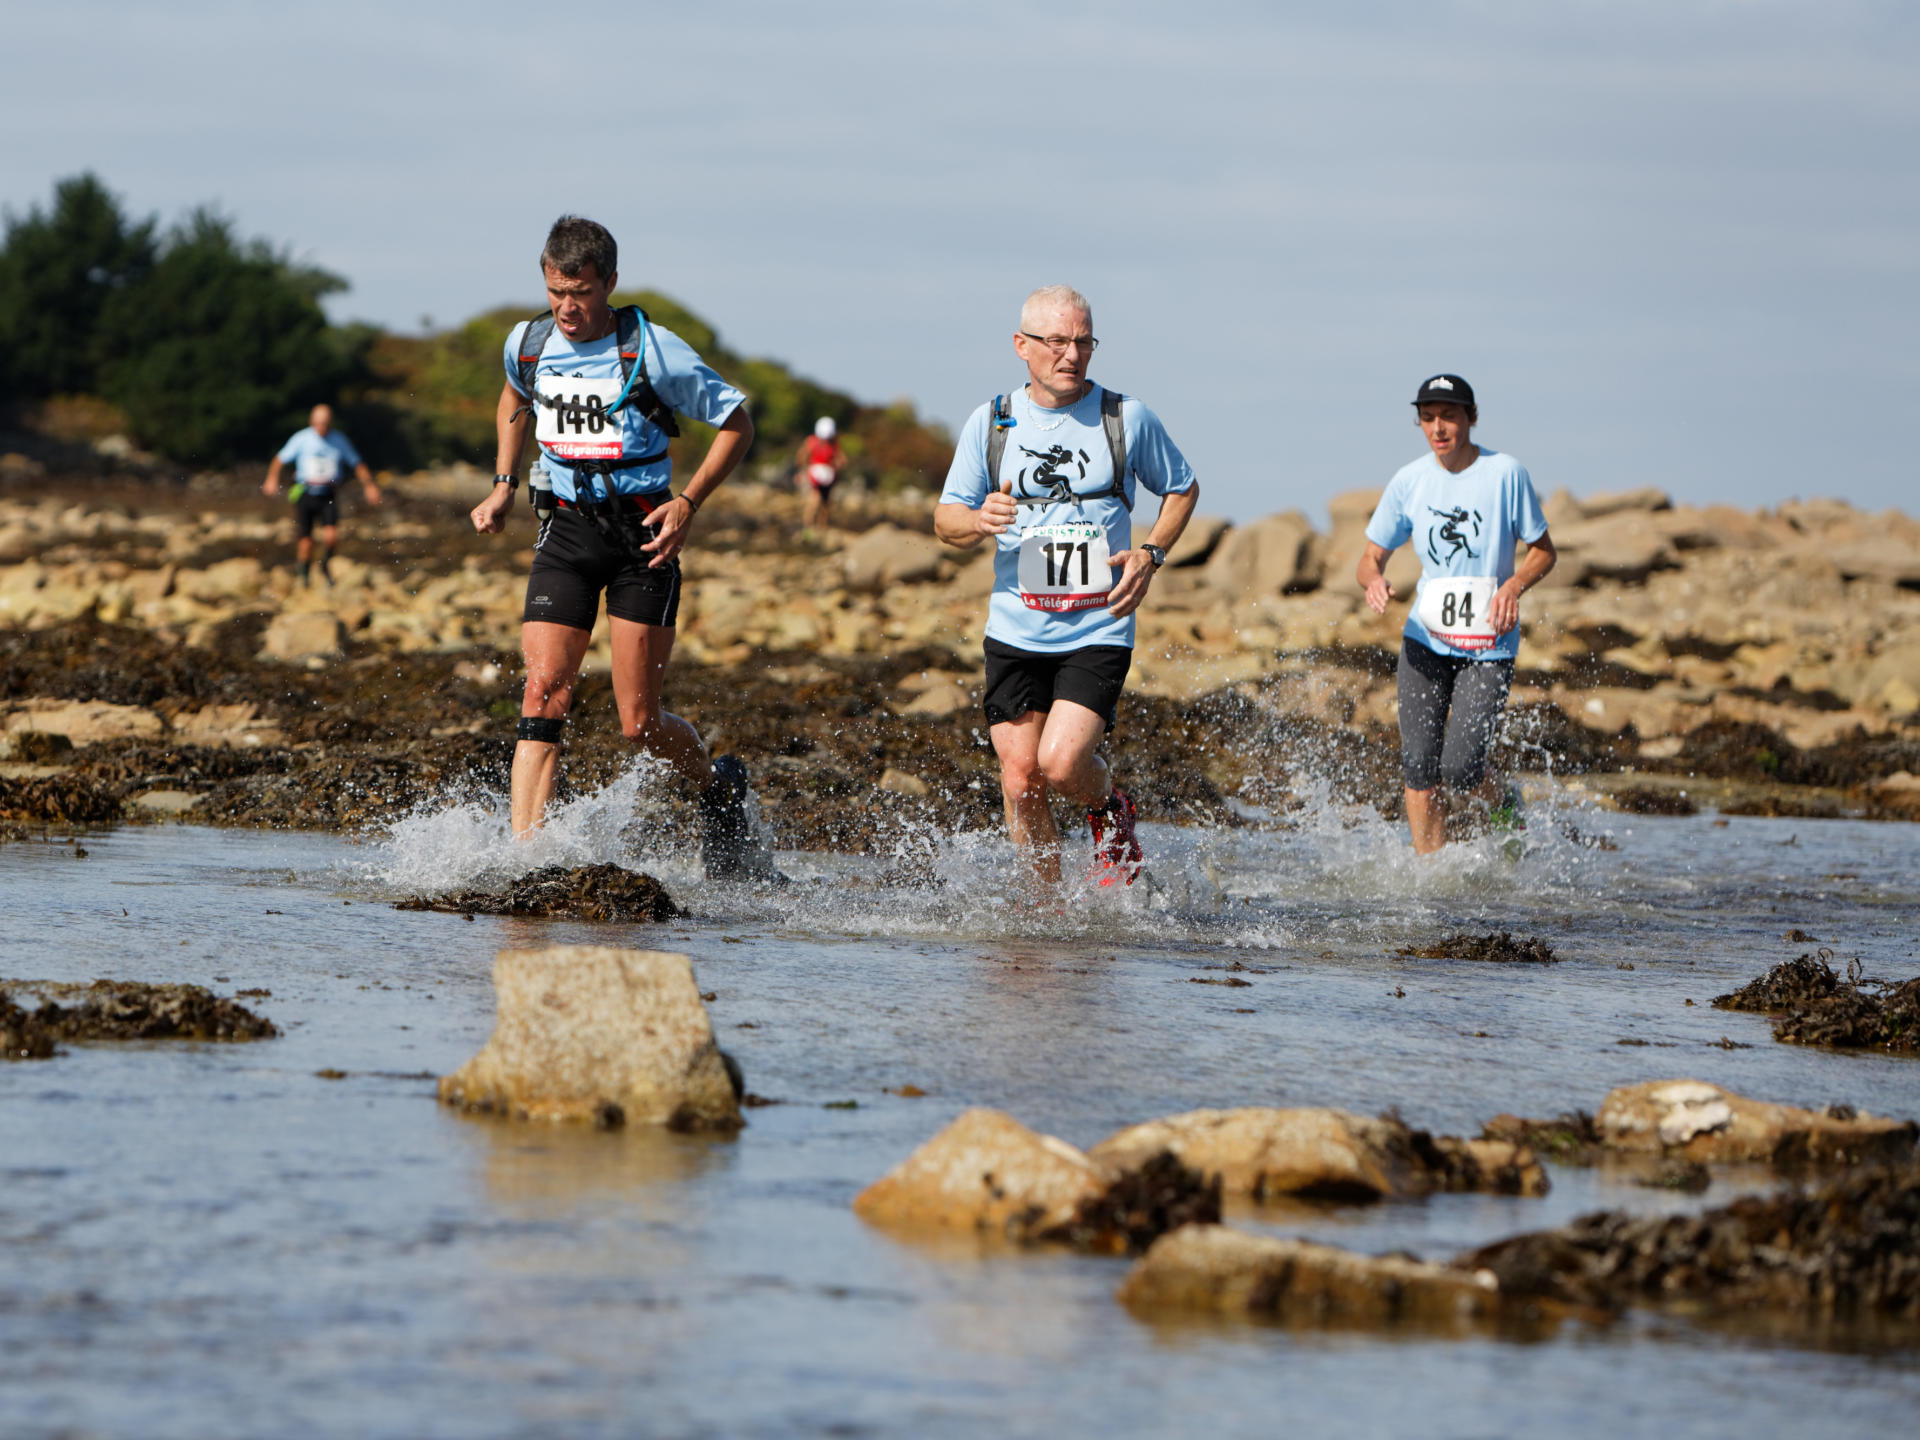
4, 798, 1920, 1437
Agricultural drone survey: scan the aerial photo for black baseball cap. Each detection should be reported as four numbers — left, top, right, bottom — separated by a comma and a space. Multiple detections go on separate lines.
1412, 374, 1475, 409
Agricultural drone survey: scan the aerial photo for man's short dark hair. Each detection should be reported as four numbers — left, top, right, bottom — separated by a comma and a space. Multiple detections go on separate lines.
540, 216, 617, 282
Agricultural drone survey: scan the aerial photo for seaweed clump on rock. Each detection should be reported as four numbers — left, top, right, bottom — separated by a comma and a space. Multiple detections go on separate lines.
1039, 1151, 1223, 1256
1, 990, 58, 1059
1715, 953, 1920, 1055
1462, 1160, 1920, 1320
1396, 932, 1557, 965
2, 980, 277, 1046
398, 863, 682, 923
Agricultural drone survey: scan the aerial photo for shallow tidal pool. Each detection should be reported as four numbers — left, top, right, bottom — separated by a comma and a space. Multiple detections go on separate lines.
5, 798, 1920, 1438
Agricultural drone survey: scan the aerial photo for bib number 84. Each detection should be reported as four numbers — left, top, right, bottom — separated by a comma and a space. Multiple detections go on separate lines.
1416, 575, 1500, 649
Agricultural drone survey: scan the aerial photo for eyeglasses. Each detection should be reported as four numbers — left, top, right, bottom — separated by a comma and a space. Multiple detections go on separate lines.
1019, 331, 1099, 353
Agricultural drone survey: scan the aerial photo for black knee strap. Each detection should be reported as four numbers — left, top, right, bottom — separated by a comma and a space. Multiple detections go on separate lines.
516, 716, 565, 744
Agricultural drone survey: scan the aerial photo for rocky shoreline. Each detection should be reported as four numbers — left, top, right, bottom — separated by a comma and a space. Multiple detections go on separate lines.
2, 467, 1917, 843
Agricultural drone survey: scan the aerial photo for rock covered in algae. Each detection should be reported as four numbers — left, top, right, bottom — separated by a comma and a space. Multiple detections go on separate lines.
1594, 1079, 1915, 1167
438, 946, 740, 1131
853, 1108, 1108, 1239
397, 864, 681, 923
1119, 1225, 1515, 1333
1394, 931, 1556, 964
1, 979, 277, 1054
1715, 953, 1920, 1055
1088, 1107, 1548, 1202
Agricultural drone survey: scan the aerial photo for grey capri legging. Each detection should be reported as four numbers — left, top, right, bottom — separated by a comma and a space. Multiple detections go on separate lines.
1397, 637, 1515, 791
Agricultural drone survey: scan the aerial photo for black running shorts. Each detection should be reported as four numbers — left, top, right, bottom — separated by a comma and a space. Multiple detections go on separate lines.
981, 637, 1132, 732
522, 507, 682, 631
293, 488, 339, 537
1396, 636, 1515, 791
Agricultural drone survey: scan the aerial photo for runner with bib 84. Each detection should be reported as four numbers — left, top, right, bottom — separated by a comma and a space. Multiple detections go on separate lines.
1357, 374, 1557, 855
935, 285, 1198, 888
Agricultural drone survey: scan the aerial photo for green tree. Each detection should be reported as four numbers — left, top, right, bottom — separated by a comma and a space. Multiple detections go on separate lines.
0, 173, 155, 400
99, 209, 350, 464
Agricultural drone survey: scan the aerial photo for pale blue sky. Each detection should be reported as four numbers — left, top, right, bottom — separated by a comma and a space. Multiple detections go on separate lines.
5, 1, 1915, 522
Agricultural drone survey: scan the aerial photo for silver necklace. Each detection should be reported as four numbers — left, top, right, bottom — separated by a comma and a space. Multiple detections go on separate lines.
1023, 389, 1076, 431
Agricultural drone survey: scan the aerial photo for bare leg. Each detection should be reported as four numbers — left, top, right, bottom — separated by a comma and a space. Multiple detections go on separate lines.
607, 617, 711, 790
1405, 786, 1446, 855
992, 701, 1113, 884
316, 523, 339, 580
511, 621, 592, 839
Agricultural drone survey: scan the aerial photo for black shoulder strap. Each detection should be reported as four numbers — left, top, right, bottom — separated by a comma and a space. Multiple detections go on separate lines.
516, 312, 556, 400
985, 393, 1014, 489
1100, 387, 1128, 505
610, 306, 680, 438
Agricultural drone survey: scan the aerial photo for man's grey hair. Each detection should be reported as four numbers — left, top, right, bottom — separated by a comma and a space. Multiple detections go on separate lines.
541, 215, 618, 281
1020, 285, 1092, 333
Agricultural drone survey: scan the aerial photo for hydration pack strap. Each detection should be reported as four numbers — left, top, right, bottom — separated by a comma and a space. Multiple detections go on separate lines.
562, 476, 666, 557
991, 387, 1131, 510
512, 306, 681, 442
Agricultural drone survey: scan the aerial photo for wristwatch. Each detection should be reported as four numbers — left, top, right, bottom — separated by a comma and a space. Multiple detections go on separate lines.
1142, 543, 1167, 569
494, 473, 519, 492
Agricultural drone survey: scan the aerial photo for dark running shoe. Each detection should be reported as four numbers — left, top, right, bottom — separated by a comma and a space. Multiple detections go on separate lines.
1086, 786, 1143, 888
699, 755, 785, 883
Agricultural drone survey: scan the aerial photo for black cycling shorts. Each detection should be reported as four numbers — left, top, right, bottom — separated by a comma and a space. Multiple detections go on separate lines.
1397, 637, 1515, 791
293, 488, 339, 537
981, 637, 1132, 732
522, 506, 682, 631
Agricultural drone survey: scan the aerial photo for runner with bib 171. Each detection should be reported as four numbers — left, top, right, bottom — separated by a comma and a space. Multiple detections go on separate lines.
934, 285, 1199, 888
1356, 374, 1557, 856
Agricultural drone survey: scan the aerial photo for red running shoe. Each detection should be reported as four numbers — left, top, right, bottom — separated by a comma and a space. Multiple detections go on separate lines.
1087, 786, 1143, 887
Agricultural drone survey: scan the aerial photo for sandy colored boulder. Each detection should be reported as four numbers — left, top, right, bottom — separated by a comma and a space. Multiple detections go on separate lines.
852, 1107, 1107, 1238
1136, 513, 1231, 568
439, 946, 741, 1131
1204, 511, 1317, 596
1088, 1107, 1547, 1201
1551, 511, 1679, 584
2, 698, 164, 747
843, 523, 948, 592
1596, 1079, 1915, 1167
260, 610, 345, 662
1118, 1224, 1508, 1331
1579, 486, 1671, 517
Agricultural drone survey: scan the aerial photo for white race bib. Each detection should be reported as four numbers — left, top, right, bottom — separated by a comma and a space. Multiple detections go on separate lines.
1017, 521, 1111, 612
808, 462, 836, 484
535, 375, 624, 460
1416, 575, 1500, 650
302, 452, 339, 484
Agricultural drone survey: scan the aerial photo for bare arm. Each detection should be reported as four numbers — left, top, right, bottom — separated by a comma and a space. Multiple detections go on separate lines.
934, 480, 1017, 550
1490, 530, 1556, 634
1107, 481, 1200, 619
1357, 540, 1397, 614
355, 461, 382, 506
262, 458, 283, 496
471, 382, 533, 534
641, 404, 755, 567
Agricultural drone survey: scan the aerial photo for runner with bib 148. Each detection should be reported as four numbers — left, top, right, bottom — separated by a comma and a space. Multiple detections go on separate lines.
1357, 374, 1556, 855
935, 285, 1198, 888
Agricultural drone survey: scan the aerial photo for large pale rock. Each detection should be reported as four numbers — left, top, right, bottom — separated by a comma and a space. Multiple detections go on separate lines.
2, 698, 164, 746
175, 557, 265, 603
1089, 1107, 1547, 1200
1135, 513, 1231, 568
1824, 535, 1920, 588
1596, 1079, 1915, 1167
1118, 1225, 1508, 1330
1579, 486, 1672, 518
1551, 512, 1679, 584
439, 947, 741, 1131
844, 523, 949, 592
1204, 511, 1317, 595
852, 1107, 1107, 1238
260, 610, 346, 662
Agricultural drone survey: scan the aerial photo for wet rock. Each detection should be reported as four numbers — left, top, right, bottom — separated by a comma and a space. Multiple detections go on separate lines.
1037, 1151, 1222, 1256
0, 979, 277, 1044
0, 772, 122, 824
1118, 1224, 1517, 1333
1480, 1111, 1604, 1165
1715, 953, 1920, 1055
1087, 1107, 1549, 1202
852, 1107, 1108, 1239
1, 729, 74, 762
1, 990, 58, 1059
438, 946, 741, 1130
397, 864, 681, 923
260, 610, 345, 662
1463, 1159, 1920, 1320
1596, 1079, 1915, 1167
1395, 932, 1556, 964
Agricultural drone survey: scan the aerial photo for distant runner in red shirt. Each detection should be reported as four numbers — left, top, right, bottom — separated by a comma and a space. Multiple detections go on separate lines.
794, 416, 846, 532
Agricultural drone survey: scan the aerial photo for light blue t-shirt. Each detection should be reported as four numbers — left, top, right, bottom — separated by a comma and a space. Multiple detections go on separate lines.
1364, 446, 1549, 662
940, 384, 1196, 653
274, 427, 362, 488
503, 314, 746, 502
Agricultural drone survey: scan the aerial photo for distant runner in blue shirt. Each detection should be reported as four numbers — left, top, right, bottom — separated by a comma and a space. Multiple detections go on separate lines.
262, 405, 382, 586
935, 285, 1199, 889
1357, 375, 1557, 856
469, 215, 773, 880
